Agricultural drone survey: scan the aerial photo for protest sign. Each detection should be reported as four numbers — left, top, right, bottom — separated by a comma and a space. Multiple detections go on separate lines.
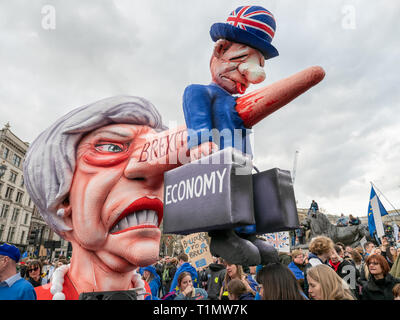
180, 232, 213, 269
262, 231, 290, 253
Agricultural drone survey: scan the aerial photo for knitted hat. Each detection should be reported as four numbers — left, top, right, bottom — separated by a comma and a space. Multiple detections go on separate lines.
0, 243, 21, 263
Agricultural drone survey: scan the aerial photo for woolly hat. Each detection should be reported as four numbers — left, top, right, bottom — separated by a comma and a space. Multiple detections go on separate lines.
0, 243, 21, 263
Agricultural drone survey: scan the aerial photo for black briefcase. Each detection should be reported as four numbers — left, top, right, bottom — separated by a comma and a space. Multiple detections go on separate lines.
252, 168, 299, 234
163, 148, 255, 235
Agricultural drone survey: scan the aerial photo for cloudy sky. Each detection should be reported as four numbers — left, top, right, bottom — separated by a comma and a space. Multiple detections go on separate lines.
1, 0, 399, 217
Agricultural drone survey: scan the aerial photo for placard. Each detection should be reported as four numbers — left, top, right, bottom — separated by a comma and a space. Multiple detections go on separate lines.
180, 232, 213, 269
262, 231, 290, 253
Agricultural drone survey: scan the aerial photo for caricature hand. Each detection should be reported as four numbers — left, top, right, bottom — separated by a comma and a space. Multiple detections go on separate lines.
190, 142, 218, 162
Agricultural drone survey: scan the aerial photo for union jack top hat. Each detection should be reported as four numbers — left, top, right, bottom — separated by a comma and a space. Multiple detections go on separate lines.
210, 5, 279, 60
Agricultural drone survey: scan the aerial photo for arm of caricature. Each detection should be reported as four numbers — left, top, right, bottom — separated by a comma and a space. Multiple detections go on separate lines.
183, 85, 218, 161
139, 66, 325, 168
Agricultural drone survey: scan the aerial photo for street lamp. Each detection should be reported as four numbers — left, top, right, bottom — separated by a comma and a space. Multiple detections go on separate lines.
0, 164, 7, 178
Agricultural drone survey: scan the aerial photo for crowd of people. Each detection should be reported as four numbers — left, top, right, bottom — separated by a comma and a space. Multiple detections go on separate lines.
0, 245, 71, 300
1, 233, 400, 300
134, 234, 400, 301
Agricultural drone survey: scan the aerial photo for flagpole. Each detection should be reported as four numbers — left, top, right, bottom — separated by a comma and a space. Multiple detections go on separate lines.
370, 181, 400, 217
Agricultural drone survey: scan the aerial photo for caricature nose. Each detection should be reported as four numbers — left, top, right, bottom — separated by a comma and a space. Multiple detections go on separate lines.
124, 157, 167, 189
238, 62, 266, 84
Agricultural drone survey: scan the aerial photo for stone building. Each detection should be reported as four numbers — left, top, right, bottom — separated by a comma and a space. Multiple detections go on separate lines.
0, 123, 69, 258
0, 123, 34, 253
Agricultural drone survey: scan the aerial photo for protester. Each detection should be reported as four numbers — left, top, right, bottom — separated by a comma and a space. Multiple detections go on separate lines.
361, 254, 400, 300
227, 278, 254, 300
307, 264, 355, 300
380, 237, 396, 268
174, 271, 208, 300
303, 236, 334, 296
354, 246, 364, 258
350, 250, 364, 274
344, 246, 353, 259
26, 260, 47, 288
335, 242, 346, 252
390, 253, 400, 279
141, 265, 161, 298
364, 241, 376, 258
348, 215, 360, 226
288, 250, 306, 290
393, 283, 400, 300
256, 263, 306, 300
18, 258, 29, 279
204, 257, 226, 300
197, 266, 209, 290
309, 200, 319, 214
169, 253, 199, 293
161, 257, 177, 295
0, 243, 36, 300
278, 251, 292, 266
336, 214, 348, 227
386, 246, 398, 268
290, 230, 296, 247
329, 245, 360, 298
219, 263, 257, 300
295, 227, 305, 245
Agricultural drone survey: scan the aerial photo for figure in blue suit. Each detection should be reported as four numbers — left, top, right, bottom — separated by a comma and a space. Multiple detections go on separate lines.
183, 6, 281, 266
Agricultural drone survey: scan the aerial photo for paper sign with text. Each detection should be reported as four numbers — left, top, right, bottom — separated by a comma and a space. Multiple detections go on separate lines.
180, 232, 213, 269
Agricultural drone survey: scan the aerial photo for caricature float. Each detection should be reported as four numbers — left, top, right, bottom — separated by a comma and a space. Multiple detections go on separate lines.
163, 5, 325, 266
23, 6, 324, 300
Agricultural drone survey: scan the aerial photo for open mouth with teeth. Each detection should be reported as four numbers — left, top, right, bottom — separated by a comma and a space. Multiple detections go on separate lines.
109, 197, 163, 235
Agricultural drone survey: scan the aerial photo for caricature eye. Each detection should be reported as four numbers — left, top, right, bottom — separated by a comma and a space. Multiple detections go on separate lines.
95, 143, 125, 153
230, 54, 248, 61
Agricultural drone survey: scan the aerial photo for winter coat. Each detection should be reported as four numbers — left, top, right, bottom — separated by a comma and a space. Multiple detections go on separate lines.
303, 253, 326, 297
174, 287, 208, 300
205, 263, 226, 300
288, 262, 304, 280
390, 254, 400, 279
239, 292, 255, 300
162, 263, 177, 293
329, 259, 360, 299
288, 261, 305, 291
361, 273, 400, 300
142, 265, 161, 298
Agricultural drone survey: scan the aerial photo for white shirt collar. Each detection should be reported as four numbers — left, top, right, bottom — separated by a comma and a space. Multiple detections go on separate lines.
0, 273, 21, 287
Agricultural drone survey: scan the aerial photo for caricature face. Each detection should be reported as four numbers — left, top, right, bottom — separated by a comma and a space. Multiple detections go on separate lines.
210, 41, 265, 95
66, 124, 165, 272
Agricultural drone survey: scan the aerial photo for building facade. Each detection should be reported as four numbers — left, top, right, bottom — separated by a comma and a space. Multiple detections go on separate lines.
0, 123, 69, 258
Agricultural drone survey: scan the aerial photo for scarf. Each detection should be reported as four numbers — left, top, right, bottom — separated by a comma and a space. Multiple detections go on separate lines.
329, 260, 340, 272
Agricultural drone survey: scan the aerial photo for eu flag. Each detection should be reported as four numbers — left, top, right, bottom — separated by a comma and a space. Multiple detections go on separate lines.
368, 186, 388, 238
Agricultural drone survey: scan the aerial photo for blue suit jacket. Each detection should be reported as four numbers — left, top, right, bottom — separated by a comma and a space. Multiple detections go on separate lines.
183, 83, 252, 155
